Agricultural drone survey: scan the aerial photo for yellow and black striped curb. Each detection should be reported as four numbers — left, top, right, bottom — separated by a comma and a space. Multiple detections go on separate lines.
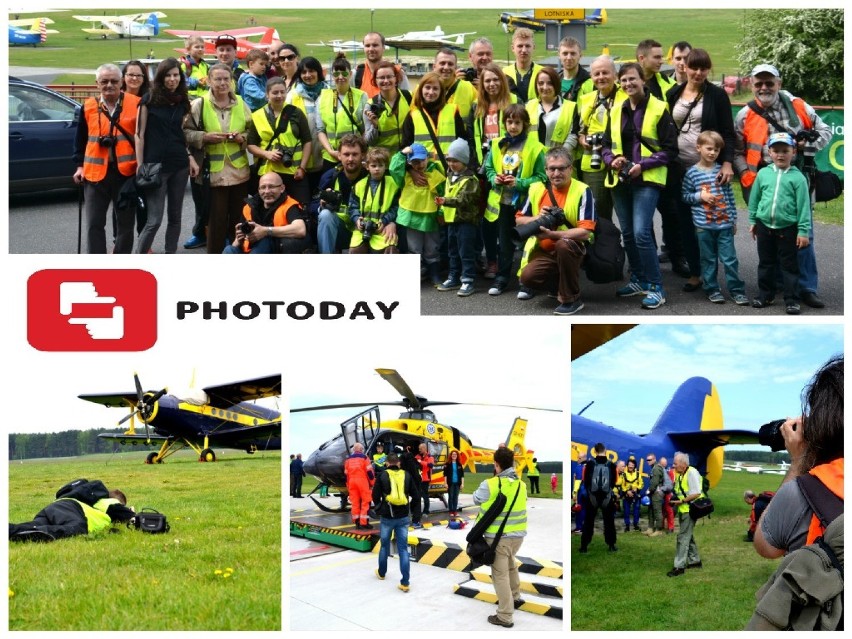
410, 538, 563, 577
470, 570, 563, 598
452, 583, 563, 619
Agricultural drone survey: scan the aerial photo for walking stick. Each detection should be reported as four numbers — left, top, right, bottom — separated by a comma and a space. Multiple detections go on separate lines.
77, 183, 84, 254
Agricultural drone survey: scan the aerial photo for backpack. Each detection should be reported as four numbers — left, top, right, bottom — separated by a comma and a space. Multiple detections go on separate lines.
386, 469, 409, 506
746, 514, 843, 630
812, 170, 843, 203
55, 478, 109, 506
584, 216, 626, 284
588, 460, 612, 508
661, 469, 674, 493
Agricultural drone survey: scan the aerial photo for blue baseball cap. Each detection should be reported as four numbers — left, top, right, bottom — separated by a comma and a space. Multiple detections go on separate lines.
407, 143, 429, 163
768, 132, 795, 147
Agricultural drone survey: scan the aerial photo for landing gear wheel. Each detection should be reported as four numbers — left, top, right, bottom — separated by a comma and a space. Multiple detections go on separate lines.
145, 452, 160, 464
200, 448, 216, 463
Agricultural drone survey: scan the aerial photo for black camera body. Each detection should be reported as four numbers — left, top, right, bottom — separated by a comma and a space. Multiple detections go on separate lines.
464, 67, 477, 83
368, 100, 384, 118
361, 218, 378, 241
239, 220, 254, 236
511, 206, 568, 243
618, 161, 636, 184
587, 133, 604, 170
97, 135, 116, 148
273, 144, 294, 168
321, 188, 343, 212
795, 129, 820, 173
758, 419, 788, 452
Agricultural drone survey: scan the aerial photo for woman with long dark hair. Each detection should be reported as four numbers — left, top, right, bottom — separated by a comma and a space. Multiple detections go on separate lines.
443, 450, 465, 516
134, 57, 197, 253
286, 56, 327, 196
121, 60, 150, 97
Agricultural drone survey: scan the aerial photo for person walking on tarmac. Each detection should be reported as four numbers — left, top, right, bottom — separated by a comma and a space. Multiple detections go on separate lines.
399, 445, 424, 528
372, 453, 417, 592
344, 442, 375, 530
527, 457, 541, 494
473, 446, 528, 628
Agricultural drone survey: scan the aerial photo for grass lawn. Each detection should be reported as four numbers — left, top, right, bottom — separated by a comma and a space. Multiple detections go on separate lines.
571, 470, 787, 631
9, 450, 281, 631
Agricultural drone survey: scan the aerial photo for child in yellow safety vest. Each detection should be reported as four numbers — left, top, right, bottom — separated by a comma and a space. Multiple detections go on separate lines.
348, 147, 400, 254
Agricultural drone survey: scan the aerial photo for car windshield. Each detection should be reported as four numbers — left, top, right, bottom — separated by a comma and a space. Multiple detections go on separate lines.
10, 85, 78, 122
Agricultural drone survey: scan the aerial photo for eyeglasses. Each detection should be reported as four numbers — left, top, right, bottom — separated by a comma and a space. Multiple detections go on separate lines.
98, 79, 120, 85
332, 70, 350, 78
124, 73, 144, 79
545, 165, 569, 172
281, 53, 297, 62
753, 80, 776, 89
646, 459, 653, 463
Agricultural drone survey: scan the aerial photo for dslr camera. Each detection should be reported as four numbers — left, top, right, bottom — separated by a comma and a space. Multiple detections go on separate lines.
273, 144, 294, 168
97, 135, 116, 148
463, 67, 477, 82
586, 133, 604, 170
618, 160, 636, 184
367, 99, 384, 118
511, 206, 568, 243
320, 188, 343, 212
758, 419, 788, 452
361, 217, 378, 241
795, 129, 820, 173
239, 220, 254, 236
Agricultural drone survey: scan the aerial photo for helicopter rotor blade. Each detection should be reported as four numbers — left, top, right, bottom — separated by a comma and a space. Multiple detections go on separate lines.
291, 401, 405, 413
375, 368, 423, 410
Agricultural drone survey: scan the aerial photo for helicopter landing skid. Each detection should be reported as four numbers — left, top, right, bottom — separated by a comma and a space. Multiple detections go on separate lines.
310, 496, 350, 513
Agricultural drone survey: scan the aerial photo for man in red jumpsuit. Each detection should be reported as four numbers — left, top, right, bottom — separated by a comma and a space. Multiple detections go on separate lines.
345, 442, 375, 529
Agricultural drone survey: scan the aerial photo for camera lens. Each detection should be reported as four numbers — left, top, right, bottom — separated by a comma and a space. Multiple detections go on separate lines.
757, 419, 787, 452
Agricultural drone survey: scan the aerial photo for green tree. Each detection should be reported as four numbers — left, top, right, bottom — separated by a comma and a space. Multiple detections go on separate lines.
737, 9, 843, 104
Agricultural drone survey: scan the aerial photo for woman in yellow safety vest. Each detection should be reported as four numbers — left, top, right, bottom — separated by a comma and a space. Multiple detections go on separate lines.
286, 56, 328, 197
184, 63, 252, 254
602, 62, 678, 310
473, 63, 518, 279
400, 71, 466, 166
363, 60, 412, 153
247, 77, 313, 206
526, 66, 578, 152
317, 53, 367, 173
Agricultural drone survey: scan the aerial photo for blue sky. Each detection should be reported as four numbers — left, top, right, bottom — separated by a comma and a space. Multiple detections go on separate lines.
572, 324, 843, 440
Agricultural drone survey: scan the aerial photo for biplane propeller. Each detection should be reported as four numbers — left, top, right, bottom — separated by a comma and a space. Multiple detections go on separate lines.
292, 368, 559, 513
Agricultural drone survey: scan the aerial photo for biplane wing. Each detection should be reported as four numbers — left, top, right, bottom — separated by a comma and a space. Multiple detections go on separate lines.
206, 421, 282, 447
165, 26, 276, 40
202, 374, 281, 409
99, 433, 170, 444
79, 391, 139, 407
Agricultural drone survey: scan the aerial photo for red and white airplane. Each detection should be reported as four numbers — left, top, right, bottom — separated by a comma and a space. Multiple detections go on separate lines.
167, 26, 280, 60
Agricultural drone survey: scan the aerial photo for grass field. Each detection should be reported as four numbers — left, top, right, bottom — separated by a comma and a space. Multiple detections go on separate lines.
8, 450, 281, 631
571, 470, 788, 631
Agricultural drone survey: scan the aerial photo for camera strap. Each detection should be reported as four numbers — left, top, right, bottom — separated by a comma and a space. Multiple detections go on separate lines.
544, 182, 572, 228
419, 110, 448, 172
334, 91, 364, 135
747, 100, 795, 137
359, 175, 387, 220
263, 105, 292, 151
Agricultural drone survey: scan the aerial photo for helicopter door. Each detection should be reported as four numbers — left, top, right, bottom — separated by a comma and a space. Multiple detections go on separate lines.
339, 406, 382, 454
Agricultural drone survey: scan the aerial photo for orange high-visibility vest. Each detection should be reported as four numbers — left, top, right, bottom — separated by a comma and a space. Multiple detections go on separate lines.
82, 92, 140, 181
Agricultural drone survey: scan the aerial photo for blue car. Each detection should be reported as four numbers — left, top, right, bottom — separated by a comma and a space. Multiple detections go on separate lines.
9, 78, 81, 194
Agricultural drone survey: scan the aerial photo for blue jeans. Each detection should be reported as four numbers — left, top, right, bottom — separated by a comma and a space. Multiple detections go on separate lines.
448, 222, 479, 283
612, 183, 662, 286
317, 207, 343, 254
447, 483, 461, 512
378, 515, 410, 586
222, 237, 275, 254
797, 207, 818, 293
695, 227, 745, 295
623, 495, 640, 527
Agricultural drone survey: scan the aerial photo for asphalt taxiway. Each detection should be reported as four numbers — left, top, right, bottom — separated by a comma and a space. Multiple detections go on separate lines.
289, 493, 564, 631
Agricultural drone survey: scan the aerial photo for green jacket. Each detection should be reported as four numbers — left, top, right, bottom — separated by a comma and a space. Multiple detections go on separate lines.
748, 164, 812, 236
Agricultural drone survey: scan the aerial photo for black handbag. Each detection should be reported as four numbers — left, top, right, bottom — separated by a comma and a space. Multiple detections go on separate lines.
136, 162, 162, 190
689, 496, 714, 521
812, 170, 843, 202
465, 479, 522, 566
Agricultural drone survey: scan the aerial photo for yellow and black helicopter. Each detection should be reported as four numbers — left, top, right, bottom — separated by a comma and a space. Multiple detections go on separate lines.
292, 368, 559, 512
82, 373, 281, 463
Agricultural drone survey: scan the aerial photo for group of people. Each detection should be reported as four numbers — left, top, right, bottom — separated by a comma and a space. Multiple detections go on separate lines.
574, 355, 843, 629
72, 28, 831, 315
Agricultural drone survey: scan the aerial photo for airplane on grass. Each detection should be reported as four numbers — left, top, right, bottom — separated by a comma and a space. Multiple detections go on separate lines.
8, 17, 58, 45
307, 39, 373, 54
292, 367, 556, 512
500, 8, 608, 33
384, 26, 476, 52
167, 26, 279, 60
81, 373, 281, 464
73, 12, 168, 39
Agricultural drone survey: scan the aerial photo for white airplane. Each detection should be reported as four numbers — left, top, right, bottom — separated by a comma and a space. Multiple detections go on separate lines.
385, 25, 476, 50
306, 39, 371, 53
73, 12, 167, 39
723, 461, 763, 474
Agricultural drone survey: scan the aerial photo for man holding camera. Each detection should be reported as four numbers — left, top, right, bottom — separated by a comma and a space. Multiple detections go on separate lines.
73, 63, 140, 254
224, 172, 309, 254
516, 147, 596, 316
734, 64, 832, 309
312, 134, 369, 253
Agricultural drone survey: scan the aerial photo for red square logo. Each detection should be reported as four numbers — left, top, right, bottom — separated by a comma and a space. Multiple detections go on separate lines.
27, 269, 157, 351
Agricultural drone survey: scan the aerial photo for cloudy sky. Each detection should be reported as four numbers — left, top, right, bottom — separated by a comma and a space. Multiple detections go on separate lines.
572, 323, 844, 439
